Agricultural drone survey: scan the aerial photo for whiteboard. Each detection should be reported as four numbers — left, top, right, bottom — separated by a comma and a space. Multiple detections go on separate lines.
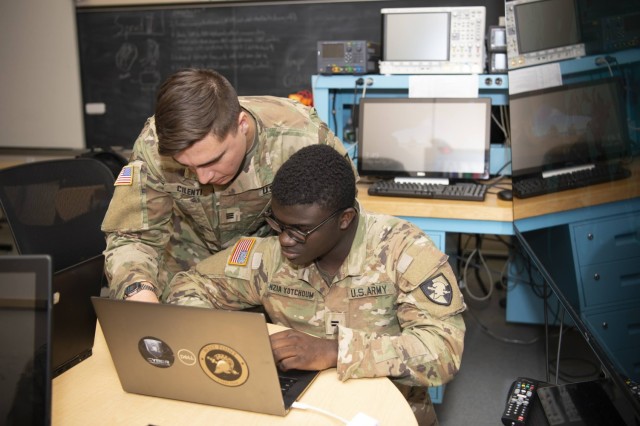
0, 0, 85, 149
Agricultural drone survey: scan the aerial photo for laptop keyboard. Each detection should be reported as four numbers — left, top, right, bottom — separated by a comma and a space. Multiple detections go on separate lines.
279, 375, 298, 396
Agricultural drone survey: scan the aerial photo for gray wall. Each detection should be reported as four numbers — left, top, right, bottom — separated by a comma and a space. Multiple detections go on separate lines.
0, 0, 85, 150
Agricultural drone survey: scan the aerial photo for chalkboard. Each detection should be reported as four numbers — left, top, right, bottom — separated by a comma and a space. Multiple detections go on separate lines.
76, 0, 503, 150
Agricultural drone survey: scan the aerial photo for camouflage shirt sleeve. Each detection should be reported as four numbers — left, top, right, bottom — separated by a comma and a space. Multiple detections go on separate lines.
167, 241, 263, 310
101, 117, 174, 298
336, 224, 466, 388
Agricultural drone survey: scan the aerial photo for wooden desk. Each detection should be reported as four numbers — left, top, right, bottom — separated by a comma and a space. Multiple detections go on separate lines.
53, 323, 417, 426
356, 183, 514, 238
513, 159, 640, 222
357, 183, 513, 222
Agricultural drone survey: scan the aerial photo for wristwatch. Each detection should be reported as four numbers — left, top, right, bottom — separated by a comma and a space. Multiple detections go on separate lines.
123, 282, 156, 299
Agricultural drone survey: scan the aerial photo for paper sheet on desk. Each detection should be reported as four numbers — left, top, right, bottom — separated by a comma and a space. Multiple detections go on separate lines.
408, 75, 479, 98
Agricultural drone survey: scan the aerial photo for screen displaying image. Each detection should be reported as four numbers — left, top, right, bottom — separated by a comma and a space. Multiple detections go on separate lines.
510, 78, 630, 177
357, 98, 491, 179
383, 12, 450, 61
514, 0, 580, 53
0, 260, 51, 426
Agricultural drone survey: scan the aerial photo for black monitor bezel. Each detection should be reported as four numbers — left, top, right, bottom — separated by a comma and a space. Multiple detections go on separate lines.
0, 254, 52, 426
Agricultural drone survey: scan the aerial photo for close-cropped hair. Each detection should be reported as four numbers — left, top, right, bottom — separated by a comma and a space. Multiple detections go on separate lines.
272, 145, 355, 211
155, 68, 241, 156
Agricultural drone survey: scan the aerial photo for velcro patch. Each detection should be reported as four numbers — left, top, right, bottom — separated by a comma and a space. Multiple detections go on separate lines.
114, 165, 133, 186
419, 273, 453, 306
228, 238, 256, 266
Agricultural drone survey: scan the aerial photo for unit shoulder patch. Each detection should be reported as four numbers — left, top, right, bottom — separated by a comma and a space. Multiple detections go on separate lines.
228, 238, 256, 266
419, 273, 453, 306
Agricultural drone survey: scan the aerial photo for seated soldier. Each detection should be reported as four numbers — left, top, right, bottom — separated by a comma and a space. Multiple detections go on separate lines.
167, 144, 466, 426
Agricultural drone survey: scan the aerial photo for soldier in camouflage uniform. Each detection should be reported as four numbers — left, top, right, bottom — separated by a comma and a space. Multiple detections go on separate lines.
101, 69, 353, 303
167, 145, 466, 425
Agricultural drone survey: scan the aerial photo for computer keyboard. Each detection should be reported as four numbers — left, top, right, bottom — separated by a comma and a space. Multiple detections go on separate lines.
279, 375, 298, 397
513, 163, 631, 199
367, 181, 488, 201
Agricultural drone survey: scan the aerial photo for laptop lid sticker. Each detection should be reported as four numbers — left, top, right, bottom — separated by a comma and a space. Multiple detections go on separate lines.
199, 343, 249, 387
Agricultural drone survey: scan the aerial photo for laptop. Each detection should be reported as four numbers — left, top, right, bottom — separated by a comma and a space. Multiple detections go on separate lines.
536, 380, 628, 425
0, 254, 53, 425
51, 254, 105, 376
91, 297, 320, 416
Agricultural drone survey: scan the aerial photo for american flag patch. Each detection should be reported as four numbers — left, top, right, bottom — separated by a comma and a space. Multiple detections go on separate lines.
114, 166, 133, 186
228, 238, 256, 266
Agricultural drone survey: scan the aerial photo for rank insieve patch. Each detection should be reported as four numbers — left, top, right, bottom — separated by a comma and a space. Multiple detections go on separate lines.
228, 238, 256, 266
419, 273, 453, 306
114, 165, 133, 186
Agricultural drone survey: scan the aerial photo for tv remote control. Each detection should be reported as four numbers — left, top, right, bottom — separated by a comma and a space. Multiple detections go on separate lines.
502, 377, 539, 426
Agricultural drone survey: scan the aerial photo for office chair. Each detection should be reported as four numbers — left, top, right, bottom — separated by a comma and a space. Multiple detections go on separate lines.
0, 158, 115, 272
77, 148, 128, 179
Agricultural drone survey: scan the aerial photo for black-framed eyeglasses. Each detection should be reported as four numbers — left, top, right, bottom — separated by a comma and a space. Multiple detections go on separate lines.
264, 207, 346, 244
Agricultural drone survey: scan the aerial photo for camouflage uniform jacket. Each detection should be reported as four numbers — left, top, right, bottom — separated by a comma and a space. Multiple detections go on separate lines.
168, 208, 466, 387
101, 96, 352, 299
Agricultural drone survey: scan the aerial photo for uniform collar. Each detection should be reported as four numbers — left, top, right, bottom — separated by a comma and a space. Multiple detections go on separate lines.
291, 201, 368, 285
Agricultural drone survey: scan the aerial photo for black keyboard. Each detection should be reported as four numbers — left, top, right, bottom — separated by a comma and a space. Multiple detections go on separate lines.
513, 163, 631, 199
279, 375, 298, 397
367, 181, 487, 201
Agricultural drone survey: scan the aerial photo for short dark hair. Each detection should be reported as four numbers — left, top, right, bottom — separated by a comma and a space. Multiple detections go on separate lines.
155, 68, 241, 156
272, 145, 355, 211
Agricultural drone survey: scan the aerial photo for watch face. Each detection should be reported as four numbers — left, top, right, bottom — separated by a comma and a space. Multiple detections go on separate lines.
124, 282, 141, 296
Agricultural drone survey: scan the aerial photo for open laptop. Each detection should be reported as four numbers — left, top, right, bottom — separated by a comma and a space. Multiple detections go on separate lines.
0, 254, 53, 425
52, 254, 105, 376
91, 297, 320, 416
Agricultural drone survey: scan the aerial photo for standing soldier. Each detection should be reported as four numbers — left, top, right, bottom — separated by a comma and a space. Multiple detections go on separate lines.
102, 68, 354, 303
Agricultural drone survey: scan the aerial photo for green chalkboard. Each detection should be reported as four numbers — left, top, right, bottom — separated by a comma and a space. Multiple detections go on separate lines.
76, 0, 503, 149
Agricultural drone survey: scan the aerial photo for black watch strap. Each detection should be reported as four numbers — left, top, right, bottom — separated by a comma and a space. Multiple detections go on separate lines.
123, 282, 156, 299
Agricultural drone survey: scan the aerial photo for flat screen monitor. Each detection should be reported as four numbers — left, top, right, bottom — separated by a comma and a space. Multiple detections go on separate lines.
510, 78, 631, 178
0, 255, 52, 426
380, 6, 486, 74
357, 97, 491, 181
383, 9, 449, 61
505, 0, 585, 69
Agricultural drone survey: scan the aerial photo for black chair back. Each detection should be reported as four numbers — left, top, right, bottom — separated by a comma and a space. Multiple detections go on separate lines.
0, 158, 115, 272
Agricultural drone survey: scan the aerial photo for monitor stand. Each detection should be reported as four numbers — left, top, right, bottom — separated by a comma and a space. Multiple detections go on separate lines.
542, 164, 594, 179
394, 177, 450, 185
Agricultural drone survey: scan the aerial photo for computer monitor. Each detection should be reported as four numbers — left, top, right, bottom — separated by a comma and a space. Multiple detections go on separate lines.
357, 97, 492, 181
0, 255, 52, 426
510, 78, 631, 178
505, 0, 585, 69
379, 6, 486, 74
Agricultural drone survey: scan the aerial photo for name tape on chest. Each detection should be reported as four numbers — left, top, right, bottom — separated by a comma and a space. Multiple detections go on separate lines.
267, 283, 316, 300
348, 284, 393, 299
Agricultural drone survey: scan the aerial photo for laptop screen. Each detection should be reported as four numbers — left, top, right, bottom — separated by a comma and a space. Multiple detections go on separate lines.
51, 254, 104, 376
0, 255, 52, 425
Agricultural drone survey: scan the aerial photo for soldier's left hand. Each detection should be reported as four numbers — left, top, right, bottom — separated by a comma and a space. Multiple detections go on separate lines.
269, 329, 338, 372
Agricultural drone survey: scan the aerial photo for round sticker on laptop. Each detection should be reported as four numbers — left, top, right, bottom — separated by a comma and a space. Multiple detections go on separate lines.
199, 343, 248, 387
138, 336, 174, 368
